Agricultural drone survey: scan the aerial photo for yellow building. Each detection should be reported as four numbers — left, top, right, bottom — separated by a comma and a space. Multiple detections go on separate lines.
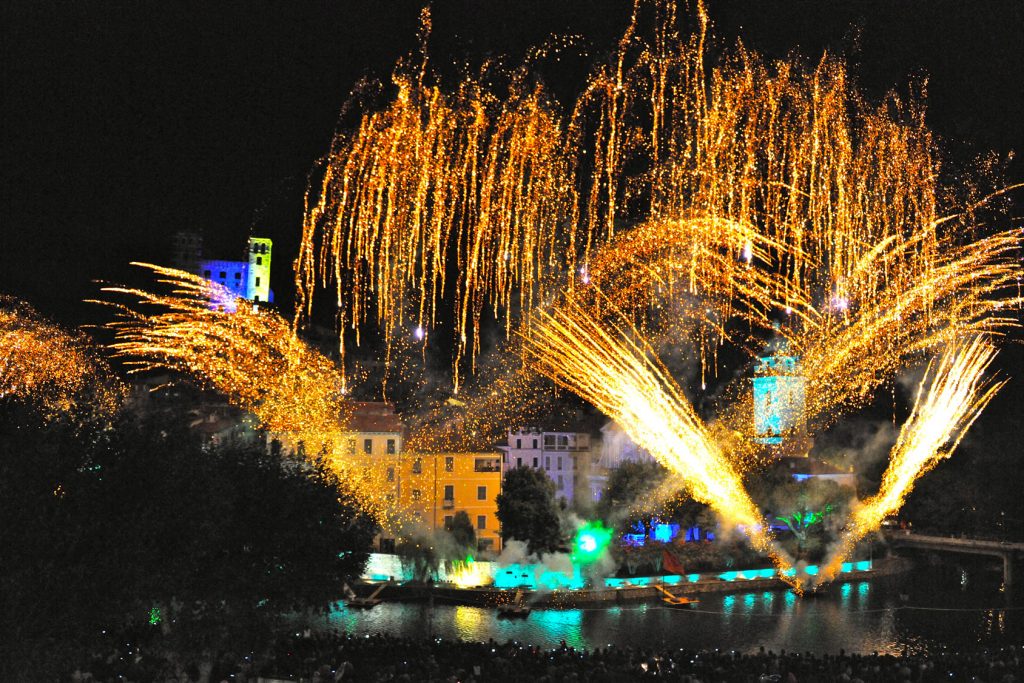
398, 453, 503, 553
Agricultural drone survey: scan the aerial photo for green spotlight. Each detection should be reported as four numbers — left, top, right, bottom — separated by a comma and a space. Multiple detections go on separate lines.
572, 520, 613, 565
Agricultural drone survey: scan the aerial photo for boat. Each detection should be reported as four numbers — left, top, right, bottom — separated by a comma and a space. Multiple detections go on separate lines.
345, 580, 389, 609
497, 589, 532, 618
655, 584, 699, 609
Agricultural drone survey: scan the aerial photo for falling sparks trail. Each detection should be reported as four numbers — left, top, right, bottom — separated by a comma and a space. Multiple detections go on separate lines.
99, 264, 397, 524
0, 297, 124, 423
523, 299, 800, 588
815, 337, 1004, 585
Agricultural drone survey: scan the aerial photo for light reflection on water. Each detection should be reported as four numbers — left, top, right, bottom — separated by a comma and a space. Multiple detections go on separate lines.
323, 565, 1021, 655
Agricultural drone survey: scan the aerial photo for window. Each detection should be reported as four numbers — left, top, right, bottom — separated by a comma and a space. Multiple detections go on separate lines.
219, 271, 226, 279
545, 456, 550, 469
255, 277, 261, 287
444, 515, 454, 528
203, 270, 211, 278
557, 475, 564, 487
516, 438, 521, 449
363, 438, 372, 454
411, 489, 421, 500
477, 485, 487, 500
557, 456, 562, 470
532, 457, 538, 468
474, 457, 499, 472
234, 272, 242, 279
444, 485, 454, 500
256, 257, 262, 266
445, 456, 454, 472
558, 435, 569, 448
476, 515, 487, 530
387, 467, 394, 482
253, 296, 259, 302
412, 457, 422, 474
532, 439, 537, 449
386, 438, 396, 454
516, 457, 522, 467
346, 438, 355, 455
544, 435, 555, 447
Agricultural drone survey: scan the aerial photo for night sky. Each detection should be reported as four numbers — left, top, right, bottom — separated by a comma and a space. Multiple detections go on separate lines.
2, 2, 1023, 456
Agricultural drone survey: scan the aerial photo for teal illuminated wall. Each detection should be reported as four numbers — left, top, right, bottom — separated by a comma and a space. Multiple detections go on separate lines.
753, 354, 805, 443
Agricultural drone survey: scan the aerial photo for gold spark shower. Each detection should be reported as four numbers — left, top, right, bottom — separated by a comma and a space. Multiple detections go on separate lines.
291, 0, 1021, 584
816, 337, 1004, 585
100, 264, 397, 523
0, 297, 124, 423
523, 300, 799, 587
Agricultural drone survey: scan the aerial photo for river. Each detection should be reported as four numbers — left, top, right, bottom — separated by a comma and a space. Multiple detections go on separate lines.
323, 559, 1022, 655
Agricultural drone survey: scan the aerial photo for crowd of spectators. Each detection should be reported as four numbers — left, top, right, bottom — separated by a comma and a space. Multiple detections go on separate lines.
66, 632, 1022, 683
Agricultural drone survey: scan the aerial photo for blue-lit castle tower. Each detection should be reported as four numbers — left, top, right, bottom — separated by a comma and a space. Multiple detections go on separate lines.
752, 331, 809, 457
752, 331, 855, 485
171, 232, 274, 307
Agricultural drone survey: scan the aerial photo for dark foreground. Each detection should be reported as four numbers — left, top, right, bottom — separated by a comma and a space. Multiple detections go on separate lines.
68, 632, 1022, 682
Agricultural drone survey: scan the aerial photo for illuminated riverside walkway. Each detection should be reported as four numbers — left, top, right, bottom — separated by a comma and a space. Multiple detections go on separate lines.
358, 553, 888, 606
887, 532, 1024, 586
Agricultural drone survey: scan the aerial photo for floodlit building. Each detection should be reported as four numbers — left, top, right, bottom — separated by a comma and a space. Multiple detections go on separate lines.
498, 428, 593, 504
197, 237, 274, 304
587, 421, 658, 502
398, 453, 503, 553
752, 332, 809, 456
171, 232, 274, 305
752, 331, 854, 487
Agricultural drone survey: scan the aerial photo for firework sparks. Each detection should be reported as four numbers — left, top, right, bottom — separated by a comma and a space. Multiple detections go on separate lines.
523, 299, 800, 587
0, 297, 124, 422
100, 264, 400, 523
815, 337, 1004, 585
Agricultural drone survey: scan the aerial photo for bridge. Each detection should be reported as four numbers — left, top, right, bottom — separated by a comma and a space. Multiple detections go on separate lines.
886, 532, 1024, 586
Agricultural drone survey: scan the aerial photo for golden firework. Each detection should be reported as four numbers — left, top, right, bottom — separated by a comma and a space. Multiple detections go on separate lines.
101, 264, 399, 523
0, 297, 124, 422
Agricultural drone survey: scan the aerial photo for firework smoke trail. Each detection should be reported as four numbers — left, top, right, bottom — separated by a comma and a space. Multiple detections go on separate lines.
100, 264, 396, 523
524, 299, 801, 589
0, 297, 124, 422
815, 337, 1004, 586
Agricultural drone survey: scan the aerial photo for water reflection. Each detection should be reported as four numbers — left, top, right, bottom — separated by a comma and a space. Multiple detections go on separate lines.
323, 564, 1020, 655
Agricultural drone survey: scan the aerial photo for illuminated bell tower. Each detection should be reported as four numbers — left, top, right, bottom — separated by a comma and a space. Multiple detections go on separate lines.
245, 237, 272, 303
752, 331, 808, 457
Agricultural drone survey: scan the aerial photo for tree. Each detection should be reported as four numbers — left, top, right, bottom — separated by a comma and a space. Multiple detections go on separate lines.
598, 461, 705, 537
495, 466, 563, 555
447, 510, 477, 552
0, 406, 377, 680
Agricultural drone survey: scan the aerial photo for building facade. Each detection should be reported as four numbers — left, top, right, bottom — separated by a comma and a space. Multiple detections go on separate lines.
752, 335, 807, 452
498, 428, 592, 504
197, 236, 274, 304
587, 421, 658, 502
397, 453, 503, 553
170, 232, 274, 305
276, 402, 504, 554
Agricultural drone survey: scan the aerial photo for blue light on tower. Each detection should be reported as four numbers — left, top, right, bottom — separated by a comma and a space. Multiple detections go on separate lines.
752, 331, 806, 450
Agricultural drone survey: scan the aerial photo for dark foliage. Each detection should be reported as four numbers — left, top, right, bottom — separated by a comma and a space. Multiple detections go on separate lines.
447, 510, 477, 552
0, 405, 375, 680
495, 466, 563, 555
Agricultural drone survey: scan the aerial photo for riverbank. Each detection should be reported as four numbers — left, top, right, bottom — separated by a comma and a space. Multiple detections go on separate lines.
353, 555, 911, 607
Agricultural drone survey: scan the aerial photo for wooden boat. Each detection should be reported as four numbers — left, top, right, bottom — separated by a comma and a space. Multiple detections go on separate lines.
345, 580, 388, 608
655, 584, 700, 609
497, 590, 532, 618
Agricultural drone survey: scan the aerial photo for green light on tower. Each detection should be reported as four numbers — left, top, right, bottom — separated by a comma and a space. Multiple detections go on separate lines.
572, 521, 613, 565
